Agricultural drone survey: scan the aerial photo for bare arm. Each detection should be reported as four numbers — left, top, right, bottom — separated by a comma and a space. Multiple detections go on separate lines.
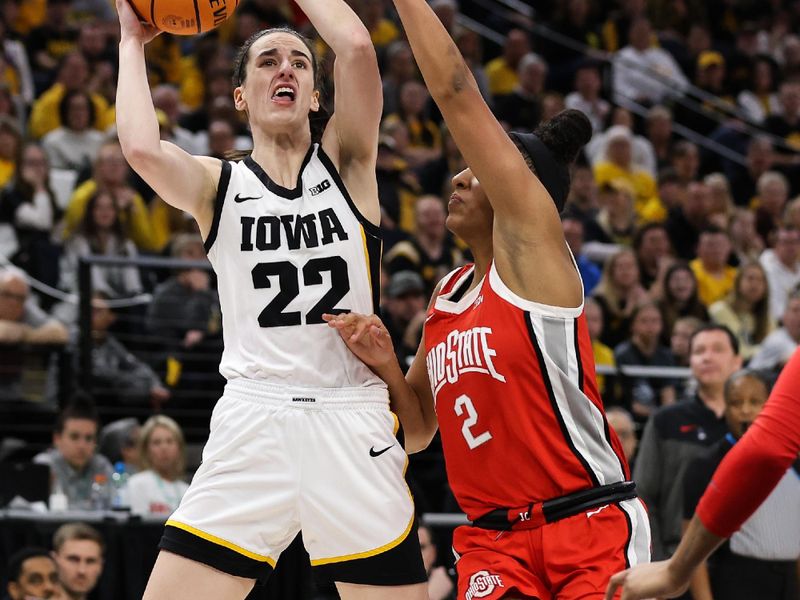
390, 0, 580, 307
115, 0, 218, 237
682, 519, 714, 600
298, 0, 382, 225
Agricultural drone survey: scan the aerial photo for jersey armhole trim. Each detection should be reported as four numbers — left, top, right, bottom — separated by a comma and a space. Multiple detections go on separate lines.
204, 159, 231, 253
316, 146, 382, 240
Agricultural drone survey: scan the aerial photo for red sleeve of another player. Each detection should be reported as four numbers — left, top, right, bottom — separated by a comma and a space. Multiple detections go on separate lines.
696, 348, 800, 538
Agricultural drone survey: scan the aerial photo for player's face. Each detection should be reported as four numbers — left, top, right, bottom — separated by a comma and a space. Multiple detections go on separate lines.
724, 376, 767, 438
446, 168, 493, 243
147, 425, 181, 477
8, 556, 59, 600
54, 418, 97, 471
53, 540, 103, 596
689, 330, 742, 388
235, 32, 319, 133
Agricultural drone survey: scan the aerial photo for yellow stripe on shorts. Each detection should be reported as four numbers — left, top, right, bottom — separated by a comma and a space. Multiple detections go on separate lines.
165, 520, 277, 567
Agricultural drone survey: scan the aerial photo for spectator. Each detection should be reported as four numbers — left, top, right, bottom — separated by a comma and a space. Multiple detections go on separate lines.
484, 28, 530, 97
0, 116, 22, 188
655, 262, 709, 344
585, 296, 616, 401
145, 233, 220, 353
670, 140, 700, 187
359, 0, 400, 51
690, 226, 737, 306
0, 17, 33, 106
709, 262, 773, 362
728, 207, 765, 265
494, 53, 545, 132
26, 0, 79, 85
381, 41, 416, 118
674, 51, 736, 137
606, 406, 638, 466
634, 324, 742, 559
384, 195, 464, 294
592, 125, 664, 222
565, 62, 610, 134
27, 52, 111, 140
670, 315, 703, 368
542, 0, 602, 88
562, 162, 598, 224
591, 248, 648, 348
586, 106, 657, 176
645, 105, 674, 172
749, 289, 800, 372
682, 370, 800, 600
202, 118, 237, 160
760, 225, 800, 321
454, 29, 492, 104
416, 125, 466, 198
83, 292, 170, 407
150, 84, 202, 155
51, 523, 104, 600
612, 17, 689, 109
380, 270, 427, 372
4, 548, 61, 600
562, 215, 601, 295
703, 172, 734, 229
737, 55, 781, 124
583, 179, 637, 259
383, 81, 441, 168
3, 143, 63, 288
417, 522, 454, 600
633, 222, 672, 291
128, 415, 189, 517
614, 301, 677, 418
33, 401, 113, 509
763, 81, 800, 162
729, 136, 776, 207
41, 89, 105, 172
59, 190, 143, 300
656, 168, 685, 213
62, 141, 156, 251
97, 417, 141, 474
753, 170, 789, 245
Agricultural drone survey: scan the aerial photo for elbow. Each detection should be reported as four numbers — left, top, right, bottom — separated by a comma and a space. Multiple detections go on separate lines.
121, 143, 160, 172
404, 423, 438, 454
338, 31, 376, 62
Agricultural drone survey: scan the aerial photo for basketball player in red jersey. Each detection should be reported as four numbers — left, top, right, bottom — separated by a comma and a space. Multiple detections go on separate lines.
606, 348, 800, 600
325, 0, 651, 598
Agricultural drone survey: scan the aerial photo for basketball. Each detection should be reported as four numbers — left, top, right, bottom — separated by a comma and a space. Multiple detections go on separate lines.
129, 0, 239, 35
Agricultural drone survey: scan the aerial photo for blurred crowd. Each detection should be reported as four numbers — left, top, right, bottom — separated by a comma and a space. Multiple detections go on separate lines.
1, 0, 800, 597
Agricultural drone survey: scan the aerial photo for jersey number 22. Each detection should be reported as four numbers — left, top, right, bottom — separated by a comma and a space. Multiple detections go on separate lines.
252, 257, 350, 327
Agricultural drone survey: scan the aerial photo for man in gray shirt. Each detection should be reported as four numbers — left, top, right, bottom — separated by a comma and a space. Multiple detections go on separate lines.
34, 400, 113, 509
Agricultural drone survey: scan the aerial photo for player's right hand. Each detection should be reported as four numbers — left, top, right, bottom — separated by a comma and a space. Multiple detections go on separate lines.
116, 0, 162, 44
323, 312, 395, 370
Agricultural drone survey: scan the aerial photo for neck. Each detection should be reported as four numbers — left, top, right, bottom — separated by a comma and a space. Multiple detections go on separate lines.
250, 130, 312, 187
417, 231, 443, 252
469, 245, 493, 286
66, 589, 86, 600
702, 260, 724, 274
633, 336, 657, 355
154, 468, 175, 481
698, 385, 726, 417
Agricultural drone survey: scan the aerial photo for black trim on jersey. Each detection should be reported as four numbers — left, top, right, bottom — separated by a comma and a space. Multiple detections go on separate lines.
524, 312, 601, 487
204, 160, 231, 253
448, 271, 475, 303
243, 145, 315, 200
573, 318, 585, 392
160, 525, 274, 584
312, 519, 426, 586
619, 503, 633, 569
316, 146, 382, 239
363, 228, 382, 314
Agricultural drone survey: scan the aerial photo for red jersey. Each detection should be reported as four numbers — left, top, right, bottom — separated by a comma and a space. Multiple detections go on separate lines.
424, 263, 630, 521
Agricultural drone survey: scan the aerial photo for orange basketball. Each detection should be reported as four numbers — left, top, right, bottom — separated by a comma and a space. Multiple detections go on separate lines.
129, 0, 239, 35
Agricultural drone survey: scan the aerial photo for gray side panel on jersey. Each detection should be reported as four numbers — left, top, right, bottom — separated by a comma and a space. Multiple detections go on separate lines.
533, 314, 625, 486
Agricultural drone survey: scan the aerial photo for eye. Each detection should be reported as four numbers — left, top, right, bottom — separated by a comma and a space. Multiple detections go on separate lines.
293, 61, 307, 69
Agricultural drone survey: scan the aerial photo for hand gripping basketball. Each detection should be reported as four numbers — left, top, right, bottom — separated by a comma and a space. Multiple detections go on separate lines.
120, 0, 239, 35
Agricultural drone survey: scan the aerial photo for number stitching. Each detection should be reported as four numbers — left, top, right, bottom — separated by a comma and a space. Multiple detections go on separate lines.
454, 394, 492, 449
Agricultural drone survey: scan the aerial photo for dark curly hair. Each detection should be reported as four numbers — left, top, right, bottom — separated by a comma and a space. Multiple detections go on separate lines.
534, 109, 592, 165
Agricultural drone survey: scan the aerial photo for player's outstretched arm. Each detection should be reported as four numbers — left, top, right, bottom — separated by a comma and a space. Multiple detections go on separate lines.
324, 312, 437, 453
116, 0, 219, 235
605, 515, 723, 600
297, 0, 382, 224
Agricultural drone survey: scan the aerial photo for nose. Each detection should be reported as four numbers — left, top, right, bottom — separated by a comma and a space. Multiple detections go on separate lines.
451, 170, 470, 190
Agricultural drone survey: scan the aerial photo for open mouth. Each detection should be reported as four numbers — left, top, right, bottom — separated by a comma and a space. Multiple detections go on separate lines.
272, 86, 296, 104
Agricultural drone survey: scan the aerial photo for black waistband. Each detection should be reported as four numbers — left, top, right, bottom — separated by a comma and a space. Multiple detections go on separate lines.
472, 481, 637, 531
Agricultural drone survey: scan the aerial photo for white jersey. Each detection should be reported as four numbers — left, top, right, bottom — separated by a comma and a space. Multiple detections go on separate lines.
205, 144, 383, 388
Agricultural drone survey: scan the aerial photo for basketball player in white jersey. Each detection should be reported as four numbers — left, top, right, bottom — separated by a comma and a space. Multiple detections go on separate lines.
115, 0, 427, 598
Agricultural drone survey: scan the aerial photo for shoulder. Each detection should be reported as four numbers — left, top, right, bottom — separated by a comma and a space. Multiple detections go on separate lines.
651, 399, 695, 432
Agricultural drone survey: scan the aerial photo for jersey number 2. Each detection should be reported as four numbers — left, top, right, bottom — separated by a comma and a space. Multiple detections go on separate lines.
252, 257, 350, 327
454, 394, 492, 449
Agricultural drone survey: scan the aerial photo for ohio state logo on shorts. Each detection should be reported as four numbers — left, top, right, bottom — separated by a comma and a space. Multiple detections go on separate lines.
465, 570, 504, 600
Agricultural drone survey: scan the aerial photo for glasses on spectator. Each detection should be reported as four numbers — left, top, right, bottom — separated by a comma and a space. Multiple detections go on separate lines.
0, 290, 27, 303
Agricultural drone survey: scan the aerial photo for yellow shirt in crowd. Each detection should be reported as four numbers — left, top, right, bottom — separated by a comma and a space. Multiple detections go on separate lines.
28, 84, 114, 140
593, 161, 667, 222
690, 259, 738, 307
485, 57, 518, 97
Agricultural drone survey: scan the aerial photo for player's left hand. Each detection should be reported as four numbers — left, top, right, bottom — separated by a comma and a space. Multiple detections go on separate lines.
605, 559, 689, 600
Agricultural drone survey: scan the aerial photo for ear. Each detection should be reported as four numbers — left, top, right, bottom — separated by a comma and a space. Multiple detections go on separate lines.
309, 90, 320, 113
8, 581, 20, 598
233, 86, 247, 112
53, 432, 61, 448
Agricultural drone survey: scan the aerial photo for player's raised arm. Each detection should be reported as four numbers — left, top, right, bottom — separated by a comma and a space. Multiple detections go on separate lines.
115, 0, 219, 236
297, 0, 382, 224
